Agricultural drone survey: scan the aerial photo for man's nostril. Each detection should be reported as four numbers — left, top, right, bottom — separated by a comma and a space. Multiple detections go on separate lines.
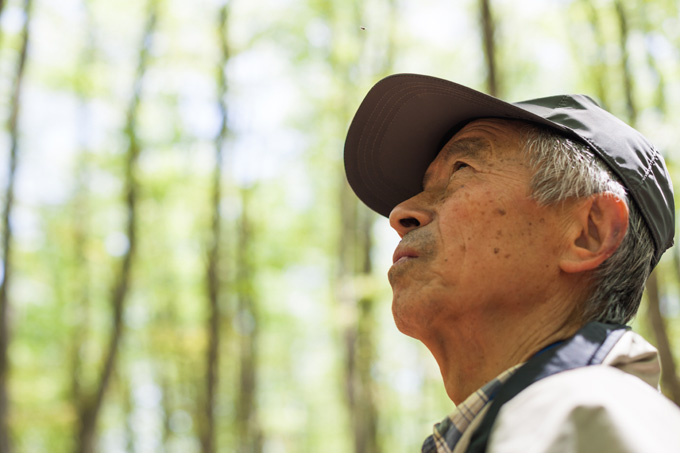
400, 217, 421, 228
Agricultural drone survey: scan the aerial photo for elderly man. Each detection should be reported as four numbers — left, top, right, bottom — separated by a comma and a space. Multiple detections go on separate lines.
344, 74, 680, 452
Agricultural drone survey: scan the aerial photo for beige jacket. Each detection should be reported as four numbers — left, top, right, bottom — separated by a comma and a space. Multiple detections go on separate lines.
453, 331, 680, 452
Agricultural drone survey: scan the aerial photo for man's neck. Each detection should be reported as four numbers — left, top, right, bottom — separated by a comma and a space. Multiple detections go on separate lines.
422, 307, 582, 405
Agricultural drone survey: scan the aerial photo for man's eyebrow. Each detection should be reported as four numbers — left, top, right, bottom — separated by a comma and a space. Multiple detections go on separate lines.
422, 137, 492, 188
444, 137, 492, 160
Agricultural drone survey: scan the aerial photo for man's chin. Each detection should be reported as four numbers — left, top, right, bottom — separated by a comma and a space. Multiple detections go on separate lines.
387, 258, 417, 286
392, 310, 417, 338
391, 293, 424, 339
387, 268, 400, 287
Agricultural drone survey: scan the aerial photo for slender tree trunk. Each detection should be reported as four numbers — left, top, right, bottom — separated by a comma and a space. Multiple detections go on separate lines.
123, 376, 136, 453
354, 206, 380, 453
68, 122, 94, 453
337, 182, 380, 453
331, 2, 395, 450
380, 0, 397, 77
612, 0, 680, 402
336, 188, 380, 453
614, 0, 637, 125
235, 188, 262, 453
580, 0, 610, 110
327, 0, 392, 450
0, 1, 32, 450
337, 180, 359, 433
201, 4, 230, 453
69, 0, 96, 425
638, 3, 679, 400
75, 2, 158, 452
161, 374, 173, 447
645, 271, 680, 405
478, 0, 498, 97
0, 0, 7, 49
638, 1, 667, 115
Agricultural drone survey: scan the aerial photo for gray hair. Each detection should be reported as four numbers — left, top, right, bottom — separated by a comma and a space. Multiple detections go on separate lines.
520, 123, 655, 325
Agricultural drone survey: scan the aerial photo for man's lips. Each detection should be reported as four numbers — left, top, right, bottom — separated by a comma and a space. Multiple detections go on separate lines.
392, 246, 419, 264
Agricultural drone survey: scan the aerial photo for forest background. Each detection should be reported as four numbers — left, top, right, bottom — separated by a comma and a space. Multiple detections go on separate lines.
0, 0, 679, 452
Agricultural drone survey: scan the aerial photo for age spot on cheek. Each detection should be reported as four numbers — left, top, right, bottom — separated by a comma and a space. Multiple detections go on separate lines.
494, 248, 500, 254
495, 208, 507, 216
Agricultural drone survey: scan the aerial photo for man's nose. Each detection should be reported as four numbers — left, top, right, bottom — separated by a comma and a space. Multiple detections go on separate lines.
389, 196, 433, 238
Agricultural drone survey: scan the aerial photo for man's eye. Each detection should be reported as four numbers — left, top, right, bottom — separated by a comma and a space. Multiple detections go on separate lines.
452, 162, 470, 172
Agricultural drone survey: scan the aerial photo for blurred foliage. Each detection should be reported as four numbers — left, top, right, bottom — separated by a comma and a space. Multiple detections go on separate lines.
0, 0, 678, 451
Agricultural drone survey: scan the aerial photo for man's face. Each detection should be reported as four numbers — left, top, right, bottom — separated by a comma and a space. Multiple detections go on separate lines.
388, 119, 572, 340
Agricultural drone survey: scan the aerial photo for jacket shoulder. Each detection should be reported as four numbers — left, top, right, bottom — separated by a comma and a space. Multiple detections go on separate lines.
488, 365, 680, 452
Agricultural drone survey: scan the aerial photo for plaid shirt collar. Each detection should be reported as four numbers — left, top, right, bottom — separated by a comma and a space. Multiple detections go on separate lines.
422, 364, 523, 453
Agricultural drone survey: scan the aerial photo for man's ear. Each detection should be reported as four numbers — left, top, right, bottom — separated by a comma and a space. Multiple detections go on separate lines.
559, 194, 629, 274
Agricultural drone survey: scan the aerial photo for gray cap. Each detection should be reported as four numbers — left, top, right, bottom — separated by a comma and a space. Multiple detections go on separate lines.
344, 73, 674, 267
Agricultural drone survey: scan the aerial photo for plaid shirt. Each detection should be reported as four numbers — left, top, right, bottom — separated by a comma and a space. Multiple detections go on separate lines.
421, 365, 523, 453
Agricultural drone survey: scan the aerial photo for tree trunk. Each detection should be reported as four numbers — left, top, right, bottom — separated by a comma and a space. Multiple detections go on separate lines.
0, 0, 33, 450
353, 205, 380, 453
201, 4, 230, 453
160, 374, 173, 447
638, 1, 667, 114
67, 111, 95, 453
612, 0, 680, 404
613, 0, 637, 125
235, 187, 262, 453
328, 0, 388, 450
69, 0, 96, 424
75, 2, 158, 452
337, 187, 380, 453
580, 0, 610, 110
0, 0, 7, 49
123, 376, 136, 453
645, 271, 680, 405
478, 0, 499, 97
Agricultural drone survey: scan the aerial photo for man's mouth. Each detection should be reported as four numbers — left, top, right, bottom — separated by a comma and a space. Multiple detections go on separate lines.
392, 246, 419, 265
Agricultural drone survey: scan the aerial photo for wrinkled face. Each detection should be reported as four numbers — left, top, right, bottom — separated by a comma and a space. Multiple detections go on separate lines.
388, 119, 571, 339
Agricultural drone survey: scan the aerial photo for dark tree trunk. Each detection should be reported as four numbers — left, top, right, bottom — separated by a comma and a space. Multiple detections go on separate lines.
0, 0, 33, 451
614, 0, 637, 124
603, 0, 680, 405
74, 2, 158, 452
337, 188, 380, 453
160, 374, 173, 447
201, 4, 230, 453
645, 271, 680, 405
328, 1, 388, 450
612, 0, 680, 404
69, 0, 96, 425
479, 0, 499, 96
0, 0, 7, 49
580, 0, 610, 110
638, 2, 667, 114
123, 376, 136, 453
353, 206, 380, 453
235, 188, 262, 453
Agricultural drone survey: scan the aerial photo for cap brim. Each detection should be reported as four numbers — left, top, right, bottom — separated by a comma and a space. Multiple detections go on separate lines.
344, 73, 576, 217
